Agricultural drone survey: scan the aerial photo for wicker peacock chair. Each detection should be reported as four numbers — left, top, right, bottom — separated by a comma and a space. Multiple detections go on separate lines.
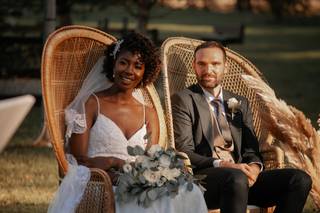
41, 25, 168, 212
156, 37, 284, 213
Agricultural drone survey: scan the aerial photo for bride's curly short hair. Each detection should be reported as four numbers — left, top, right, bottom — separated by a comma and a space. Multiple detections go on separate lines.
102, 31, 161, 87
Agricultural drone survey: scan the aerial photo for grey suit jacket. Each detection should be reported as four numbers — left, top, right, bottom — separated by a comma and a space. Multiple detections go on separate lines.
171, 84, 262, 171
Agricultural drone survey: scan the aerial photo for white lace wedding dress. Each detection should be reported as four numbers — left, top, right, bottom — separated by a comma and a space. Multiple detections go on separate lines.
48, 94, 207, 213
88, 95, 207, 213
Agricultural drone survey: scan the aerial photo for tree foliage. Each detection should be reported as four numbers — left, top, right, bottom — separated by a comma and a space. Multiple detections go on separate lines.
269, 0, 311, 20
0, 0, 43, 32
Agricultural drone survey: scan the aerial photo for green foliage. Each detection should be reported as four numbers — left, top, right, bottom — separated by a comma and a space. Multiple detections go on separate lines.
0, 0, 43, 29
269, 0, 311, 20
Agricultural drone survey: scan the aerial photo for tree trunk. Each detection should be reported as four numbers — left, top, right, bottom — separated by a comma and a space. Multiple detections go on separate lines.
136, 1, 151, 35
136, 12, 148, 34
57, 0, 72, 26
44, 0, 56, 39
34, 0, 57, 147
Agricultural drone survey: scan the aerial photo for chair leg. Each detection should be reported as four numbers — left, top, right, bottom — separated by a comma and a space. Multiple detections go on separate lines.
208, 206, 275, 213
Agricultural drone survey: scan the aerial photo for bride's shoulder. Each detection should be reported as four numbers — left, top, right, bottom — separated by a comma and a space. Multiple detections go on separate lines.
84, 95, 99, 121
85, 94, 99, 107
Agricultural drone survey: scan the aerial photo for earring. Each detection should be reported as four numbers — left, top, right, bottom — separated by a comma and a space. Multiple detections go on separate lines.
112, 72, 115, 78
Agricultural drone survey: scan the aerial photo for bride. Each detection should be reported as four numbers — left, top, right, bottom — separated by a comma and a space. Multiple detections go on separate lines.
49, 31, 207, 213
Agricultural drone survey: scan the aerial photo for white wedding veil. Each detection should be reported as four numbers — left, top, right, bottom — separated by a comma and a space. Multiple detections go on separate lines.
64, 56, 109, 141
64, 56, 144, 144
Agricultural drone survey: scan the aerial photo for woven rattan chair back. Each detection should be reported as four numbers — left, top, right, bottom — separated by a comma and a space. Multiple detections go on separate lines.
41, 25, 167, 213
42, 25, 116, 174
158, 37, 270, 149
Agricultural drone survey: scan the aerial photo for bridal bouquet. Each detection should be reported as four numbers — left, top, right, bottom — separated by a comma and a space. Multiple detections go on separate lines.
115, 144, 204, 207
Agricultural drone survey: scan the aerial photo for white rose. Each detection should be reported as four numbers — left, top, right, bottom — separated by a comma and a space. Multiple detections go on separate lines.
143, 169, 160, 185
122, 163, 132, 173
136, 155, 157, 169
135, 155, 147, 165
147, 144, 162, 157
159, 154, 171, 168
170, 168, 181, 178
227, 97, 239, 110
160, 168, 176, 181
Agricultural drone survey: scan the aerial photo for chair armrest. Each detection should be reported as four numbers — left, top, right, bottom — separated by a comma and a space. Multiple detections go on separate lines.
176, 151, 193, 174
76, 168, 115, 213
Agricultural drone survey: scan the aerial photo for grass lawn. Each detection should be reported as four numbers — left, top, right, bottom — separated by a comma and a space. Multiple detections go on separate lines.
1, 5, 319, 213
0, 106, 58, 213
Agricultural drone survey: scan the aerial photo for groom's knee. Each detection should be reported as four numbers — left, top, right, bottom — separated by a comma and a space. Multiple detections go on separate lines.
225, 169, 249, 195
290, 169, 312, 193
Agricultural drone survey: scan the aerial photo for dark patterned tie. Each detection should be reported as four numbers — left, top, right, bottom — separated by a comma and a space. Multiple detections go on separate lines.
211, 99, 233, 148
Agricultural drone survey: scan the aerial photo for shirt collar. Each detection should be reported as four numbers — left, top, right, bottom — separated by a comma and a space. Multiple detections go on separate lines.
200, 85, 224, 103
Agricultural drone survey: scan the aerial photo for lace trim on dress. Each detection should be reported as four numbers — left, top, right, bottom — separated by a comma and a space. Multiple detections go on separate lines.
65, 108, 87, 139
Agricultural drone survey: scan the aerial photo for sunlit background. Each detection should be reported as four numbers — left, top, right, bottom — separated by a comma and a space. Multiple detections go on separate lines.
0, 0, 319, 212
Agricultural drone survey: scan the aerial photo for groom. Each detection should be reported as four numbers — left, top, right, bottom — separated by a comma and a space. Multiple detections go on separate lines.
171, 41, 312, 213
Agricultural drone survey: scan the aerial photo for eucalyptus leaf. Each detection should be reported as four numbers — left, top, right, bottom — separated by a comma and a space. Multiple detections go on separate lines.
194, 174, 207, 180
147, 189, 158, 201
155, 186, 166, 195
121, 193, 129, 202
139, 190, 147, 203
198, 183, 207, 193
139, 174, 146, 184
130, 187, 143, 195
133, 145, 145, 155
178, 176, 186, 185
116, 183, 127, 193
166, 182, 179, 193
127, 146, 135, 156
127, 175, 136, 185
143, 196, 151, 208
187, 182, 193, 191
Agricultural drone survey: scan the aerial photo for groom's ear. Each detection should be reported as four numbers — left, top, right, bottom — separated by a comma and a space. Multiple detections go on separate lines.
223, 61, 228, 74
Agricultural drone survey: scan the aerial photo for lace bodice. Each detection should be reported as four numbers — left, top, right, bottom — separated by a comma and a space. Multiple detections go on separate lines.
87, 95, 147, 162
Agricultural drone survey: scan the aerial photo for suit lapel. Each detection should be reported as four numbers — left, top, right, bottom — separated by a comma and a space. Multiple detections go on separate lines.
189, 84, 214, 150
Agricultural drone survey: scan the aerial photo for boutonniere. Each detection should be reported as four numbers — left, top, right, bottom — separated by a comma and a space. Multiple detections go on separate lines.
227, 97, 241, 119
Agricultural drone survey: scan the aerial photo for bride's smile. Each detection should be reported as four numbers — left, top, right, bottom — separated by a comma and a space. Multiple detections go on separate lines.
113, 51, 145, 89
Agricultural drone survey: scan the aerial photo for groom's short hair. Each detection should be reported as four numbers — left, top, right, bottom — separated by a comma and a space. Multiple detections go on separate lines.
194, 41, 226, 61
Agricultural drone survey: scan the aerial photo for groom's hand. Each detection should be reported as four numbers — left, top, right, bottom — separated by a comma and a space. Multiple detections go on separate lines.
219, 161, 260, 187
246, 163, 260, 186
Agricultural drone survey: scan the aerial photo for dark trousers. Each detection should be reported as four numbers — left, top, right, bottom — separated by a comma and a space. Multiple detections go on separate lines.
196, 167, 312, 213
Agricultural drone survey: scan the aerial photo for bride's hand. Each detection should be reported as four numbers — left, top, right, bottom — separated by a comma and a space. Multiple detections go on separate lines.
112, 157, 126, 169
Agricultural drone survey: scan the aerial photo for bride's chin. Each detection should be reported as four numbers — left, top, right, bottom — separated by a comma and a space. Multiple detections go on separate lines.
115, 82, 136, 91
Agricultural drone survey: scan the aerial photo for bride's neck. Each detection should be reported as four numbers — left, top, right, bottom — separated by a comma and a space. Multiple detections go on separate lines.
106, 85, 135, 101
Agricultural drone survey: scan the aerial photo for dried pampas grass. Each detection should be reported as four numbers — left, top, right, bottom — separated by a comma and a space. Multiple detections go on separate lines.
241, 74, 320, 209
